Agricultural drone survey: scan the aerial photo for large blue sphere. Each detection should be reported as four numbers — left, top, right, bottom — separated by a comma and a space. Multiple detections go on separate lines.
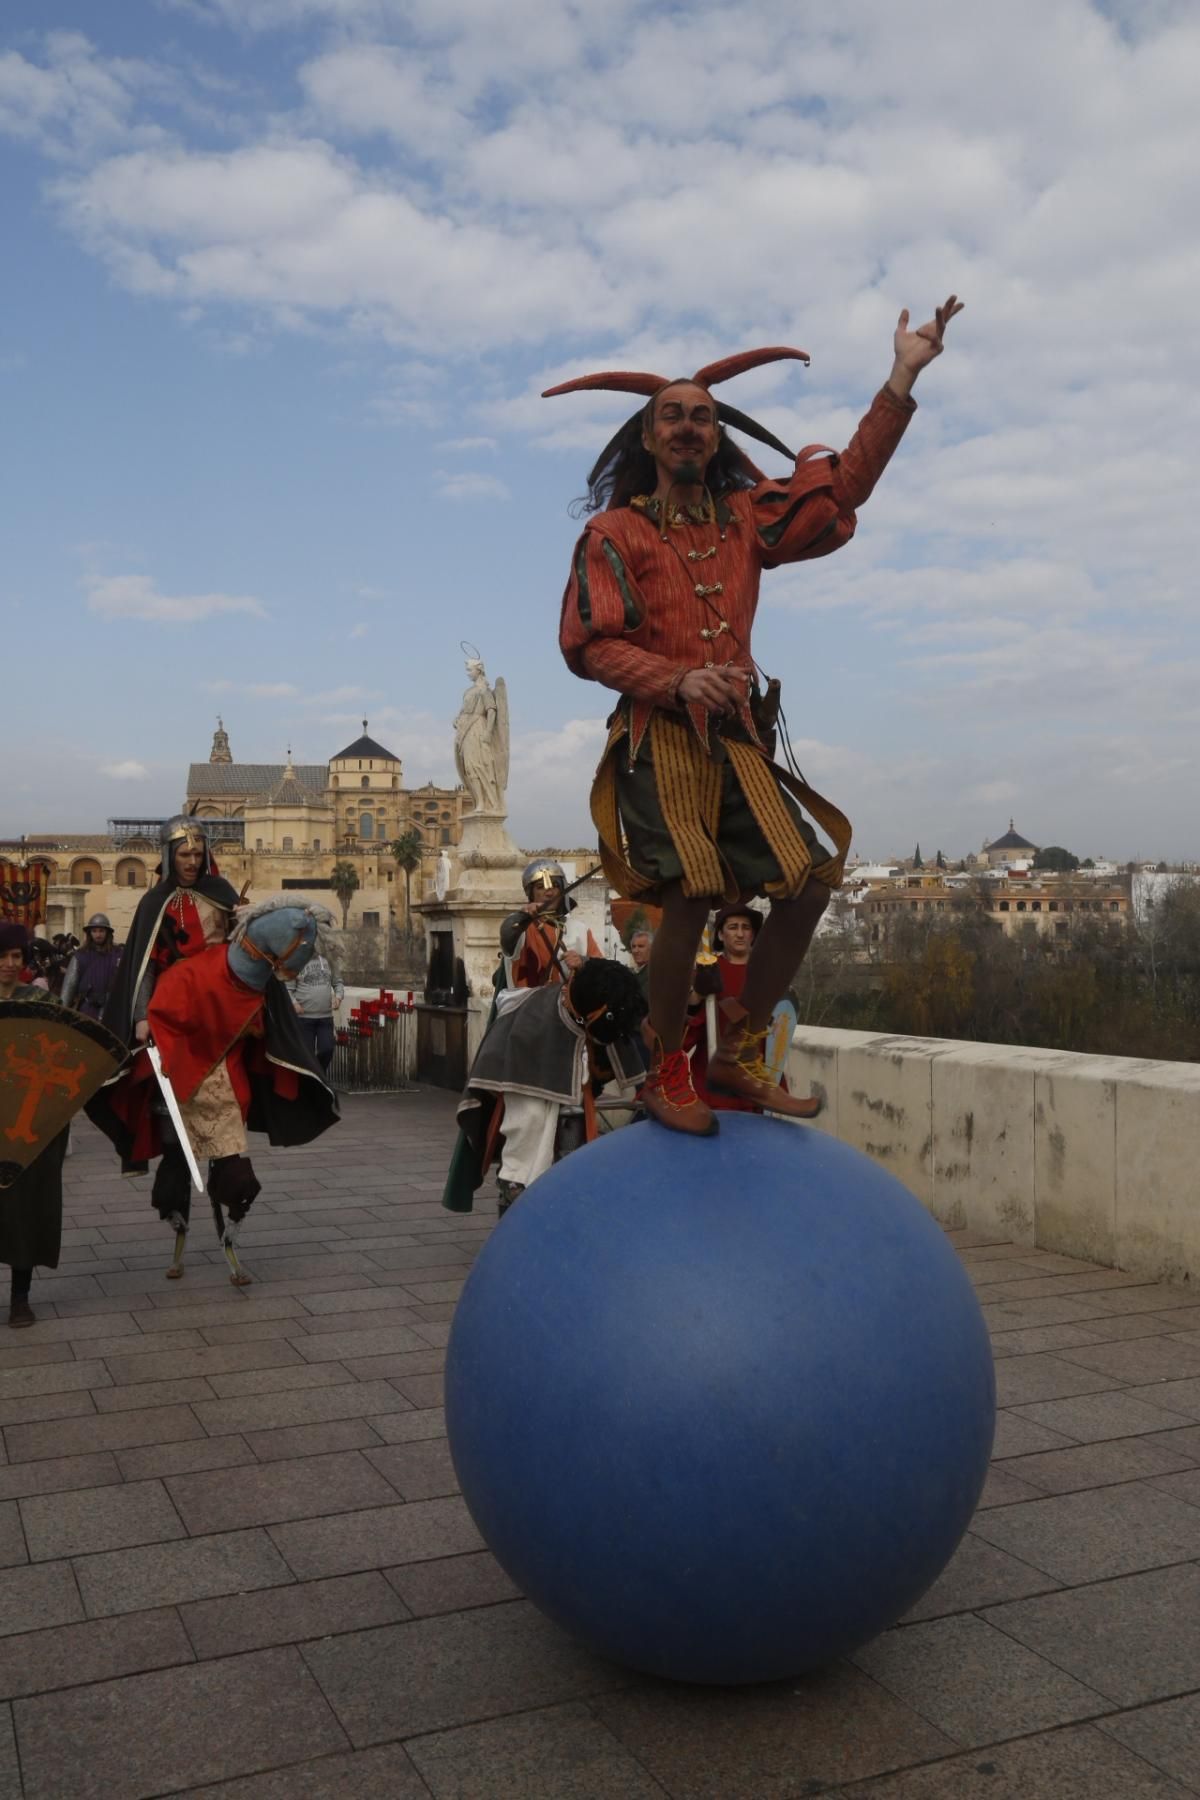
445, 1114, 995, 1685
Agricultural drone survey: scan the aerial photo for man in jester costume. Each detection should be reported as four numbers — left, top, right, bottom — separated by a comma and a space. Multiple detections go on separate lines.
552, 297, 962, 1134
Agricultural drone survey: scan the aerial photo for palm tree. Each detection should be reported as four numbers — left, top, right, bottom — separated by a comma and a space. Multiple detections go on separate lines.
330, 859, 360, 929
389, 828, 424, 944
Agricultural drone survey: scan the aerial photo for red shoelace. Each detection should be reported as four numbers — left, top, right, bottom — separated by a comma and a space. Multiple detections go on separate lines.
648, 1048, 701, 1109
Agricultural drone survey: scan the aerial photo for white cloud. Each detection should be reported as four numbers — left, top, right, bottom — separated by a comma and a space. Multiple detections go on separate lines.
99, 758, 151, 780
87, 573, 264, 622
349, 623, 368, 639
436, 436, 496, 453
246, 682, 298, 697
432, 470, 510, 502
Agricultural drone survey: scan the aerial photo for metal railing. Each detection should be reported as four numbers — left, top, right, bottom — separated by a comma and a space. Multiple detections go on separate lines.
329, 993, 416, 1093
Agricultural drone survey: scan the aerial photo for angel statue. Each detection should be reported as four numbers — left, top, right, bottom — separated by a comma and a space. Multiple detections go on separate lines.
454, 649, 509, 816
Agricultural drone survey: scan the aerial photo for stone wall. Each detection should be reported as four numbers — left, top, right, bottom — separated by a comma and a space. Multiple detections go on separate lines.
787, 1027, 1200, 1288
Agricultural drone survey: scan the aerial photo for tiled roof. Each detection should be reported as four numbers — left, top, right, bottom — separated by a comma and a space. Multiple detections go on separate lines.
187, 763, 327, 797
331, 727, 399, 763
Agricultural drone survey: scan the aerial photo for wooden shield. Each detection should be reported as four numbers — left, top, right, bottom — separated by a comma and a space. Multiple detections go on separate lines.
0, 1003, 127, 1189
763, 996, 798, 1087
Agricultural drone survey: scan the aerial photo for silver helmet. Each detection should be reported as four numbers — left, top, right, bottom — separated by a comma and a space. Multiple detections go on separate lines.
85, 913, 113, 932
522, 858, 566, 898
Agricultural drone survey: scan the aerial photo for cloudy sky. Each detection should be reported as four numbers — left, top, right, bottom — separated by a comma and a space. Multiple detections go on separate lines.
2, 0, 1196, 860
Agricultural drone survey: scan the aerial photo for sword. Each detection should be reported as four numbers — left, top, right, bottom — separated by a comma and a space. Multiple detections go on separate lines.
145, 1043, 205, 1192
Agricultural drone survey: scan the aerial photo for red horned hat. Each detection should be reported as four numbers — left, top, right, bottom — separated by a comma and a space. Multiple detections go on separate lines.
542, 345, 810, 465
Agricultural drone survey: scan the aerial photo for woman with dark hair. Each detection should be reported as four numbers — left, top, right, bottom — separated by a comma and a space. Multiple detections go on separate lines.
0, 921, 66, 1326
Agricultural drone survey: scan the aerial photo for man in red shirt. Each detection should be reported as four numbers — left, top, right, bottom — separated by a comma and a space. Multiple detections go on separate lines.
554, 298, 962, 1135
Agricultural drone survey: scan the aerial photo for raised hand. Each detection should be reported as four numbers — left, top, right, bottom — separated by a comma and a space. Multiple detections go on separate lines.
888, 295, 963, 395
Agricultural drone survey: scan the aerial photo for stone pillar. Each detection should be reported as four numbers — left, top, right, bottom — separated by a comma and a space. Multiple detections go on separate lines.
416, 808, 525, 1068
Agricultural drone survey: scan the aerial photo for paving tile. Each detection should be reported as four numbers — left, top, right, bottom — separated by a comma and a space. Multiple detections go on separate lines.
852, 1613, 1103, 1747
901, 1532, 1058, 1622
990, 1413, 1076, 1459
167, 1451, 398, 1535
295, 1324, 428, 1362
0, 1359, 110, 1403
93, 1376, 218, 1412
5, 1401, 205, 1464
0, 1391, 96, 1430
73, 1527, 295, 1618
1138, 1424, 1200, 1464
1009, 1390, 1198, 1444
299, 1287, 423, 1319
270, 1495, 482, 1578
1148, 1466, 1200, 1509
0, 1341, 75, 1375
116, 1435, 258, 1481
390, 1371, 445, 1409
977, 1466, 1043, 1508
242, 1418, 383, 1462
994, 1354, 1123, 1407
101, 1340, 304, 1386
971, 1481, 1200, 1582
14, 1645, 349, 1800
182, 1570, 410, 1658
366, 1437, 460, 1500
133, 1297, 307, 1331
363, 1407, 446, 1444
302, 1601, 623, 1744
593, 1662, 954, 1799
1101, 1692, 1200, 1793
0, 1605, 193, 1702
83, 1329, 207, 1360
840, 1722, 1197, 1797
205, 1363, 355, 1400
344, 1350, 445, 1381
385, 1549, 521, 1617
198, 1316, 312, 1346
0, 1562, 83, 1639
0, 1505, 25, 1570
193, 1379, 412, 1436
1121, 1378, 1200, 1422
999, 1437, 1197, 1495
981, 1296, 1110, 1331
0, 1312, 141, 1346
1056, 1335, 1200, 1385
985, 1563, 1200, 1707
1086, 1287, 1200, 1318
407, 1700, 669, 1799
21, 1478, 185, 1561
0, 1451, 121, 1502
169, 1743, 431, 1799
0, 1707, 16, 1800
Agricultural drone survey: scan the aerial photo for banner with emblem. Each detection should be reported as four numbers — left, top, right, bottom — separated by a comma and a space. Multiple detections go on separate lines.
0, 1003, 126, 1189
0, 861, 50, 929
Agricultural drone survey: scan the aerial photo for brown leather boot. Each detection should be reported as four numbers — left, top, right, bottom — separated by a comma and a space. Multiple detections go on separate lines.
708, 999, 824, 1120
8, 1299, 35, 1329
640, 1024, 718, 1136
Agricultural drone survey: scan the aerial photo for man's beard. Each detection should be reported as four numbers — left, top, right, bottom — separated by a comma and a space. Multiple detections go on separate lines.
673, 459, 703, 485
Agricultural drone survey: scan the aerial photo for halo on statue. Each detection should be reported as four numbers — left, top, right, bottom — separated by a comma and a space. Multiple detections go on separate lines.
460, 639, 482, 662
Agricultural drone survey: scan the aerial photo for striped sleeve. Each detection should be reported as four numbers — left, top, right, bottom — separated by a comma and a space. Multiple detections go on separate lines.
559, 527, 690, 705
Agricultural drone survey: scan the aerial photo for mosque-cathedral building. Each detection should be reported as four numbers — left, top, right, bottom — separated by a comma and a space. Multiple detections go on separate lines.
3, 720, 466, 943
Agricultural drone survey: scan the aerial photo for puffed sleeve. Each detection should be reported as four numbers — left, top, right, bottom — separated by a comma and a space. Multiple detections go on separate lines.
752, 386, 916, 570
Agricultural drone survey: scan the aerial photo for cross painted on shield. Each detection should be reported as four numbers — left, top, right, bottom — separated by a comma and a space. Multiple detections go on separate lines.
2, 1034, 87, 1146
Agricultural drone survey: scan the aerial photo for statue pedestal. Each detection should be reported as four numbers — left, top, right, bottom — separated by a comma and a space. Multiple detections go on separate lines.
417, 809, 525, 1074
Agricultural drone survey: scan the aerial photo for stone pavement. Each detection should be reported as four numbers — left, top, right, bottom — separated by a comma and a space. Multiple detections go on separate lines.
1, 1094, 1199, 1796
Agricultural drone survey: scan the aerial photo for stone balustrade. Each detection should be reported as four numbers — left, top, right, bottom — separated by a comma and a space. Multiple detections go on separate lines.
787, 1027, 1200, 1287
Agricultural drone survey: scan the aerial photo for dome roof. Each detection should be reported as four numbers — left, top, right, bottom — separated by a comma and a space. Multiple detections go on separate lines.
331, 718, 399, 764
985, 819, 1039, 852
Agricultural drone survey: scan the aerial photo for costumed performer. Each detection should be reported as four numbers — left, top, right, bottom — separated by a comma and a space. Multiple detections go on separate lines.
684, 902, 763, 1115
61, 913, 123, 1021
0, 922, 66, 1326
88, 897, 338, 1284
442, 956, 646, 1216
553, 297, 963, 1135
498, 859, 600, 990
96, 816, 239, 1221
